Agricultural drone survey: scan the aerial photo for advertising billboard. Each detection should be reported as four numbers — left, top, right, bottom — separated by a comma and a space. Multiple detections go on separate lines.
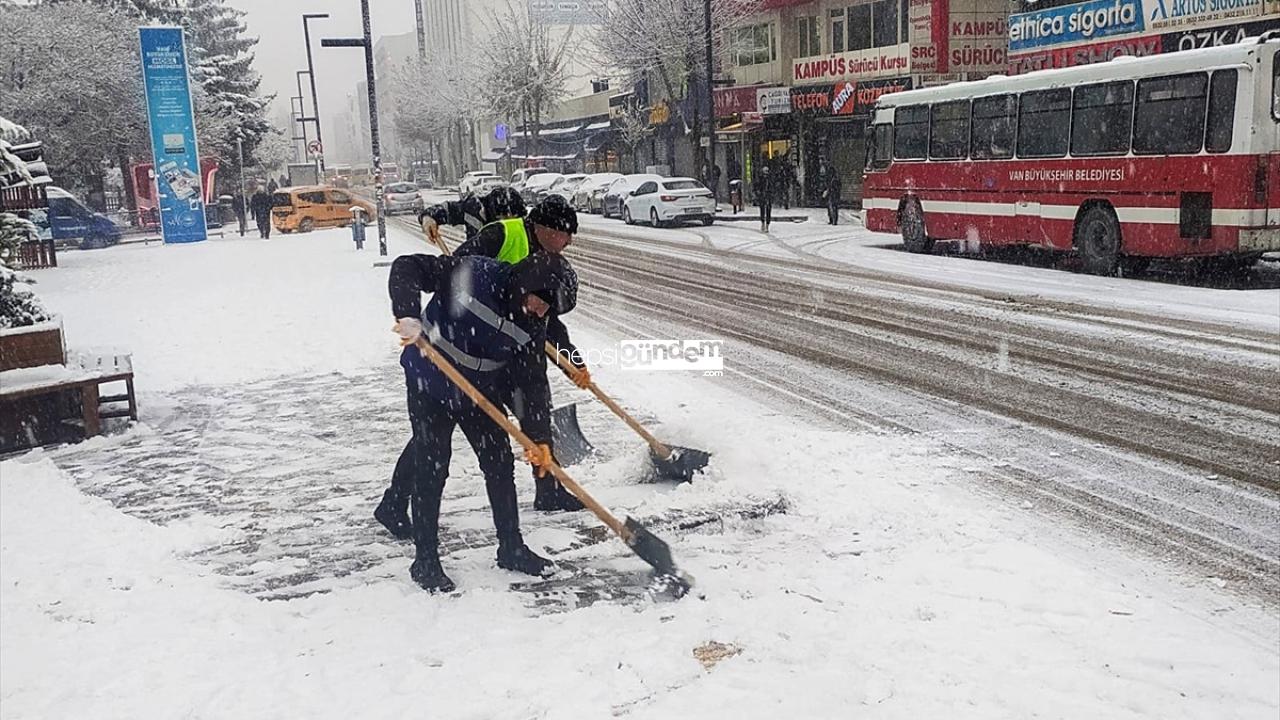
138, 26, 207, 244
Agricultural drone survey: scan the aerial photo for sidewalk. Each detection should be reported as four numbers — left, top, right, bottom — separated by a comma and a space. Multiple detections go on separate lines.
715, 203, 861, 225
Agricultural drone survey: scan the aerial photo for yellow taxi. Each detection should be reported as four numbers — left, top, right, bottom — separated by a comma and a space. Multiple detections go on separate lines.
271, 185, 376, 233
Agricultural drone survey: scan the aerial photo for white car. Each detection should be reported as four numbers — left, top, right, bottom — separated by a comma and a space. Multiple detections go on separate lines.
572, 172, 622, 213
384, 182, 424, 215
519, 172, 563, 203
539, 173, 588, 202
509, 167, 551, 195
622, 177, 716, 227
602, 174, 663, 219
458, 171, 497, 196
473, 176, 508, 194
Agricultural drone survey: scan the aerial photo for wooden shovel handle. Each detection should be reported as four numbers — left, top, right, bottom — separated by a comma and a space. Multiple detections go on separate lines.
412, 337, 628, 539
547, 342, 674, 459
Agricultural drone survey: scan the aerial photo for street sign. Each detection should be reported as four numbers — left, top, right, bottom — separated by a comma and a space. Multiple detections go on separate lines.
495, 123, 508, 141
308, 140, 323, 156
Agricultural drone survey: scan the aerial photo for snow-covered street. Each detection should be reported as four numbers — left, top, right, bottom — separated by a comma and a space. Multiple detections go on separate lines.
3, 220, 1277, 718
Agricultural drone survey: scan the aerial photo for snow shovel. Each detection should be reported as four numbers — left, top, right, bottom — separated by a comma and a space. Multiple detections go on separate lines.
411, 336, 693, 595
424, 226, 595, 465
548, 349, 711, 483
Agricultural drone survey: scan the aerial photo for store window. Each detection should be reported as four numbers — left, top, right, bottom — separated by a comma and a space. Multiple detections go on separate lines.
831, 0, 908, 54
733, 23, 777, 66
797, 15, 821, 58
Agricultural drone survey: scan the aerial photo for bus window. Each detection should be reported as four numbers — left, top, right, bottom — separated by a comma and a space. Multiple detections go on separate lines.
929, 100, 970, 160
971, 95, 1016, 160
870, 123, 893, 169
893, 106, 928, 160
1133, 73, 1207, 155
1205, 69, 1237, 153
1017, 88, 1070, 158
1271, 50, 1278, 121
1070, 81, 1133, 156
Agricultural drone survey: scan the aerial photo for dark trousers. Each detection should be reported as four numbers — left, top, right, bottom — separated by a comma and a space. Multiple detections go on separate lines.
394, 376, 522, 561
256, 216, 271, 238
235, 213, 247, 236
759, 199, 772, 227
827, 197, 839, 225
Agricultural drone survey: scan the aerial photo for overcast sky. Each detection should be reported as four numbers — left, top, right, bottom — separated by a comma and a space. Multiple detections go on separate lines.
225, 0, 416, 131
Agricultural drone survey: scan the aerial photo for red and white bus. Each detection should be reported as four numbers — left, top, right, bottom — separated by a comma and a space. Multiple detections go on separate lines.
862, 35, 1280, 274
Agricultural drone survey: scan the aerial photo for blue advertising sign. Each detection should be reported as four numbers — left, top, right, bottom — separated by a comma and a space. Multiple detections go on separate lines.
1009, 0, 1147, 52
138, 26, 207, 243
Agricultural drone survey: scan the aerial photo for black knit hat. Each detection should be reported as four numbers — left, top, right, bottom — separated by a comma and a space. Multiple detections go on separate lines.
528, 194, 578, 234
507, 252, 578, 315
482, 185, 526, 219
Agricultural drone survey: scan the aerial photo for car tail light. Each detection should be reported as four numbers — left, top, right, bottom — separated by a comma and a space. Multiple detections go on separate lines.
660, 195, 677, 201
1256, 156, 1268, 204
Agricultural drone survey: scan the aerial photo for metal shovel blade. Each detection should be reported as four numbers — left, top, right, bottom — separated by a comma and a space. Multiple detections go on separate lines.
649, 446, 712, 483
551, 403, 594, 466
624, 516, 693, 596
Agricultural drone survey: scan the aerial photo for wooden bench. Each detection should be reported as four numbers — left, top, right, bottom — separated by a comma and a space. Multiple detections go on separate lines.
0, 321, 137, 452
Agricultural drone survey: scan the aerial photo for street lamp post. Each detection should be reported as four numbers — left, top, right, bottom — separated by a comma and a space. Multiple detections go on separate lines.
322, 0, 386, 256
237, 135, 247, 236
302, 13, 330, 174
704, 0, 716, 199
297, 69, 319, 173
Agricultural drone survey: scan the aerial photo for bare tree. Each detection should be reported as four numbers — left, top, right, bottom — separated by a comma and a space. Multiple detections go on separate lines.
475, 1, 574, 162
615, 100, 652, 173
391, 54, 482, 182
595, 0, 761, 160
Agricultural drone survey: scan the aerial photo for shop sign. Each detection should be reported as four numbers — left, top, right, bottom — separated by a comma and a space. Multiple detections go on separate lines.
790, 85, 832, 115
1008, 34, 1160, 73
756, 86, 791, 115
1008, 0, 1146, 52
850, 77, 913, 114
1160, 18, 1277, 50
790, 78, 913, 118
792, 43, 910, 83
1147, 0, 1265, 31
909, 0, 951, 74
713, 86, 760, 118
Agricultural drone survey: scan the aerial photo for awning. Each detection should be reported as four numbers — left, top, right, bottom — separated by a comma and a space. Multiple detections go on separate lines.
583, 121, 612, 132
509, 152, 581, 162
539, 125, 581, 137
480, 148, 507, 162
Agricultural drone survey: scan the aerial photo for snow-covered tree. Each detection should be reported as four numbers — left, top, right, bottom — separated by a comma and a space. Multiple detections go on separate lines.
391, 55, 482, 182
0, 2, 151, 196
0, 261, 54, 330
476, 1, 574, 160
595, 0, 761, 161
180, 0, 273, 165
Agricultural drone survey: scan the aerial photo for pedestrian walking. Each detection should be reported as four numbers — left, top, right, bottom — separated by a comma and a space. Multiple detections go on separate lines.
754, 164, 773, 233
231, 190, 248, 236
710, 164, 722, 203
249, 185, 273, 238
777, 156, 793, 211
823, 163, 842, 225
387, 251, 580, 592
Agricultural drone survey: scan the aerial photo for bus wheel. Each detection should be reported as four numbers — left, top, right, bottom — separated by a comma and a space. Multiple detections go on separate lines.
899, 199, 932, 253
299, 217, 315, 233
1075, 205, 1121, 276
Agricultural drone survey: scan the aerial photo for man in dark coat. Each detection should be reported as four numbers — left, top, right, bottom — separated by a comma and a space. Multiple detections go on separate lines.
231, 191, 248, 236
754, 164, 773, 233
386, 251, 579, 592
249, 185, 273, 238
823, 163, 842, 225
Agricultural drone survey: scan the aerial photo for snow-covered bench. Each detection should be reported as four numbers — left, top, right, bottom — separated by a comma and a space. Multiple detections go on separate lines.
0, 321, 136, 451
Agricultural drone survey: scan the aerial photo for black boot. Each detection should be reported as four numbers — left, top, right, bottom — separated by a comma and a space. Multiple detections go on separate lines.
410, 554, 455, 593
496, 542, 554, 577
533, 477, 586, 512
374, 487, 412, 540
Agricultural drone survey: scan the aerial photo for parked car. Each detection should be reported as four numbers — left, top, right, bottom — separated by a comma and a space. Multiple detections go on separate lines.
458, 171, 497, 196
384, 182, 424, 215
39, 186, 122, 249
601, 174, 662, 219
272, 185, 375, 233
572, 172, 622, 213
622, 177, 716, 227
519, 172, 563, 203
538, 173, 587, 202
509, 167, 551, 195
473, 176, 507, 194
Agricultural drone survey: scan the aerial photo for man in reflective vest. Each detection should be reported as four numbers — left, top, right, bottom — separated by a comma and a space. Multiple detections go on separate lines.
386, 251, 579, 592
418, 185, 525, 241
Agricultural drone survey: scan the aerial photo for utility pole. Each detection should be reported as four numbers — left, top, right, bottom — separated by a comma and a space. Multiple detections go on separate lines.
302, 13, 330, 174
322, 0, 386, 256
414, 0, 426, 60
237, 135, 247, 236
704, 0, 716, 199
